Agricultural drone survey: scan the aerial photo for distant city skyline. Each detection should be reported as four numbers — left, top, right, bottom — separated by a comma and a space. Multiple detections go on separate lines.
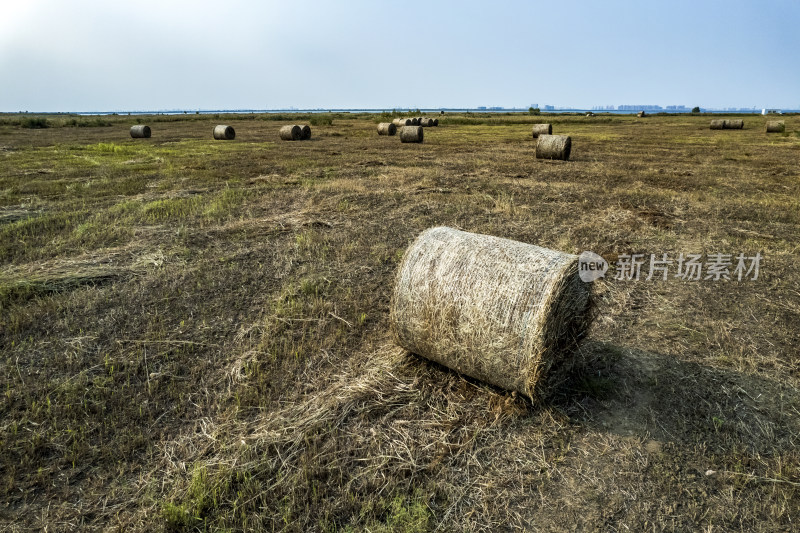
1, 1, 798, 112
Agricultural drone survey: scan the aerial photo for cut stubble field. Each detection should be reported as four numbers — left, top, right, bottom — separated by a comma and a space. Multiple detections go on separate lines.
1, 112, 799, 531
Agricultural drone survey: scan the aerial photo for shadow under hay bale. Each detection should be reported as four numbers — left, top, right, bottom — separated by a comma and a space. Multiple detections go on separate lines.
399, 125, 423, 143
531, 123, 552, 139
390, 226, 593, 400
710, 119, 725, 130
535, 134, 571, 161
299, 125, 311, 140
377, 122, 397, 136
213, 125, 235, 140
723, 119, 744, 129
279, 125, 302, 141
766, 121, 785, 133
129, 125, 151, 138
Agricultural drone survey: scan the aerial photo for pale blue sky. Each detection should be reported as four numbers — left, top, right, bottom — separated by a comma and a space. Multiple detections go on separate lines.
1, 0, 798, 111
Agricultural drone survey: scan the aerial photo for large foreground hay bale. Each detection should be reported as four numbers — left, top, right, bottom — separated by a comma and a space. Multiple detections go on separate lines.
535, 134, 571, 161
400, 125, 424, 143
723, 119, 744, 129
213, 125, 235, 140
390, 226, 593, 399
710, 120, 725, 130
531, 123, 552, 138
279, 125, 302, 141
129, 125, 151, 138
765, 121, 785, 133
377, 122, 397, 136
299, 124, 311, 140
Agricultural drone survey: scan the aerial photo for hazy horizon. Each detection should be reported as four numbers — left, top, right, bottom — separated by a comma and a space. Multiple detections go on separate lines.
2, 0, 798, 112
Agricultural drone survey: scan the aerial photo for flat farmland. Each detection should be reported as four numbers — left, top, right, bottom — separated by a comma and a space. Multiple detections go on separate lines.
1, 112, 799, 531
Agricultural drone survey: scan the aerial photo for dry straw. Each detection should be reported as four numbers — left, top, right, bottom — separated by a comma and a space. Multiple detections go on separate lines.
765, 121, 785, 133
129, 125, 151, 138
723, 119, 744, 129
279, 125, 302, 141
536, 134, 572, 161
400, 125, 424, 143
531, 123, 552, 138
377, 122, 397, 136
299, 125, 311, 140
710, 120, 725, 130
213, 125, 235, 140
390, 226, 593, 400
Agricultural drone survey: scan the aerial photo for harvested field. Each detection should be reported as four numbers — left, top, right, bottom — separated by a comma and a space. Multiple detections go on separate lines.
1, 112, 799, 532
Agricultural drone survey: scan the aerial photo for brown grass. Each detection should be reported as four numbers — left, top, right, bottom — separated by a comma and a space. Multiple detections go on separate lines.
1, 112, 799, 532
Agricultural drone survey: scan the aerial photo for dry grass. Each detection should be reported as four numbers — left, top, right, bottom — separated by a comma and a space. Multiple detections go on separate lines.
1, 112, 799, 532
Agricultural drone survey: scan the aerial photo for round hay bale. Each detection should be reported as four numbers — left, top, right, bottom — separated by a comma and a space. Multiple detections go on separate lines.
710, 119, 725, 130
765, 121, 785, 133
390, 226, 593, 400
432, 118, 439, 126
129, 125, 151, 138
535, 134, 571, 161
399, 125, 424, 143
723, 119, 744, 129
213, 125, 235, 140
279, 125, 302, 141
299, 124, 311, 140
393, 118, 411, 127
377, 122, 397, 136
531, 123, 552, 138
410, 117, 420, 126
637, 111, 646, 118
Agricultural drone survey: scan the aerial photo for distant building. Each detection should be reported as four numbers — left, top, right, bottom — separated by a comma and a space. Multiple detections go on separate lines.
762, 108, 781, 115
544, 105, 554, 110
477, 106, 487, 110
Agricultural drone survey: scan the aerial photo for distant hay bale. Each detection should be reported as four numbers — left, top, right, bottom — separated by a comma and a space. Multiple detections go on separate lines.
279, 125, 302, 141
213, 125, 235, 140
377, 122, 397, 136
390, 226, 593, 400
432, 118, 439, 126
400, 125, 424, 143
637, 111, 646, 118
723, 119, 744, 130
535, 134, 571, 161
393, 118, 411, 127
531, 123, 552, 138
710, 120, 725, 130
420, 118, 435, 127
299, 125, 311, 140
410, 117, 420, 126
765, 121, 785, 133
129, 125, 151, 138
